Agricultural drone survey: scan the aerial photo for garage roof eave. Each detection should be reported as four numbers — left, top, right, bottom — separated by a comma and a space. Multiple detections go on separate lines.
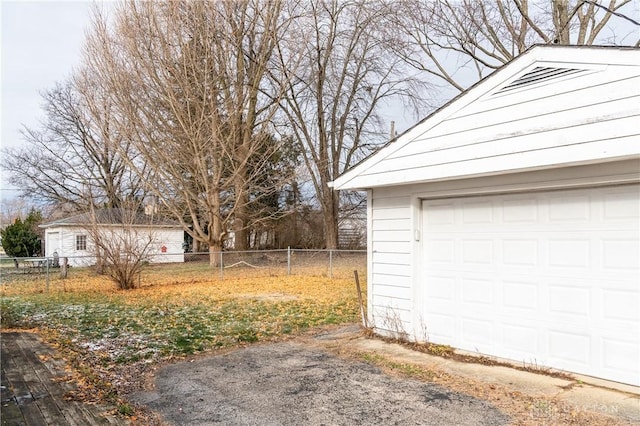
330, 179, 369, 191
331, 46, 640, 192
334, 155, 640, 191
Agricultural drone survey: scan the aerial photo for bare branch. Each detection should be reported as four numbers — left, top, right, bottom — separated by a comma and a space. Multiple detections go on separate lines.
390, 0, 637, 91
274, 0, 429, 248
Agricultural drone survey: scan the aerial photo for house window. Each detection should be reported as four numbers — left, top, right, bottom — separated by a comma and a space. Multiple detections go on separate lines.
76, 235, 87, 251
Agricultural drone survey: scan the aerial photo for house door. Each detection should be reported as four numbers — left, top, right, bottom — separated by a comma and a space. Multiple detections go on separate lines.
46, 232, 60, 257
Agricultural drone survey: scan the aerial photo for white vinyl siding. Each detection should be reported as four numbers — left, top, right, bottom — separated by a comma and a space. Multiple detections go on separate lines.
369, 190, 413, 331
44, 225, 184, 267
333, 47, 640, 191
390, 92, 639, 160
61, 231, 78, 258
357, 82, 639, 186
148, 229, 184, 263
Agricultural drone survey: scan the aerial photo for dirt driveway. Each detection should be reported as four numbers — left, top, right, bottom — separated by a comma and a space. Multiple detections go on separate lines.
132, 333, 509, 425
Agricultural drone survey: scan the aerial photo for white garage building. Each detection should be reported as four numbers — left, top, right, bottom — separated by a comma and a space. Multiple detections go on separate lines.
332, 46, 640, 386
41, 209, 185, 266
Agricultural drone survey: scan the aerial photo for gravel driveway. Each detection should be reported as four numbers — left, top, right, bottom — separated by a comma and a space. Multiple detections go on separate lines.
132, 341, 509, 425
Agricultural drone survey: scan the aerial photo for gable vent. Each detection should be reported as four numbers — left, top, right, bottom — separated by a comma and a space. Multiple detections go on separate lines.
496, 66, 587, 94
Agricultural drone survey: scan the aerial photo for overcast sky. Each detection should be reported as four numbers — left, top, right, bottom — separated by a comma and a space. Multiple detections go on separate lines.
1, 1, 96, 196
1, 1, 96, 143
0, 0, 638, 200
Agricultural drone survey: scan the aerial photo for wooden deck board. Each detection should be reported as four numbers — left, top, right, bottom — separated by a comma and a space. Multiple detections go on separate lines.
1, 332, 127, 425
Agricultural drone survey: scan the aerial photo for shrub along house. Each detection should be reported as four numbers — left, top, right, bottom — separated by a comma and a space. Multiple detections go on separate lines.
332, 45, 640, 386
41, 209, 185, 267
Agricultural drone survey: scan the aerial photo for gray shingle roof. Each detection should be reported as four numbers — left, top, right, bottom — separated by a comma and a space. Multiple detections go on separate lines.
41, 208, 182, 228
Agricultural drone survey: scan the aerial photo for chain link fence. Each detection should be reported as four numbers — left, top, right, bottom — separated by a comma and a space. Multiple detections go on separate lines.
0, 249, 367, 290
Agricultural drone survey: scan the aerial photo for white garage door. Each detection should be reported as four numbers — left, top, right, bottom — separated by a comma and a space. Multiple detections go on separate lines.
421, 184, 640, 386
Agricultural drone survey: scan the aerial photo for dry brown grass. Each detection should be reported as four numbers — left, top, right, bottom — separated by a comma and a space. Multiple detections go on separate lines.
1, 250, 366, 296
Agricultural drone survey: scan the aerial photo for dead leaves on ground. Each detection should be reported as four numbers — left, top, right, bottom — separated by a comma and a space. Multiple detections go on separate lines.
1, 269, 362, 363
2, 265, 362, 421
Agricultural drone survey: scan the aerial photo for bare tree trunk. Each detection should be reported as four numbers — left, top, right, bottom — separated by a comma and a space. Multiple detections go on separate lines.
234, 222, 249, 251
208, 245, 221, 268
233, 180, 249, 251
95, 250, 105, 275
206, 204, 224, 267
322, 188, 339, 249
553, 0, 571, 44
60, 257, 68, 279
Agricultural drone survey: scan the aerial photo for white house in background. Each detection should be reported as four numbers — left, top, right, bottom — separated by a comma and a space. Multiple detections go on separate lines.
40, 209, 185, 266
332, 45, 640, 387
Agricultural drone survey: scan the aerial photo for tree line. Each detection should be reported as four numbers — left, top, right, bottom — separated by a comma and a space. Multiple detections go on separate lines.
3, 0, 636, 262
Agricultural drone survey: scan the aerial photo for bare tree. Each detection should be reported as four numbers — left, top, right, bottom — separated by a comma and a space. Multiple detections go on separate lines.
84, 204, 157, 290
0, 198, 34, 230
390, 0, 639, 95
274, 0, 426, 249
83, 1, 291, 263
1, 76, 145, 211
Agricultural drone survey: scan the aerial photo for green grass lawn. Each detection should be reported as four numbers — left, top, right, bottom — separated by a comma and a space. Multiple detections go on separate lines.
1, 266, 363, 363
1, 261, 365, 413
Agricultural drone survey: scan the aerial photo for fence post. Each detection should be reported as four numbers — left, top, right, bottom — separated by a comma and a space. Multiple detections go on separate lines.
329, 249, 333, 279
60, 257, 68, 279
45, 257, 50, 292
354, 270, 368, 328
287, 246, 291, 276
219, 251, 224, 280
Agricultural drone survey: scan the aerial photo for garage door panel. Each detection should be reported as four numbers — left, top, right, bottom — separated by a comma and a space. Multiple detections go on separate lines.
503, 325, 540, 354
461, 239, 495, 264
547, 194, 592, 222
548, 285, 590, 316
602, 290, 640, 322
460, 278, 494, 305
502, 280, 539, 310
461, 317, 494, 350
502, 239, 539, 266
548, 331, 591, 366
547, 238, 593, 268
425, 239, 455, 263
462, 201, 494, 223
603, 190, 640, 219
421, 185, 640, 386
602, 338, 639, 378
424, 203, 456, 225
425, 275, 455, 300
602, 239, 640, 270
502, 198, 539, 223
425, 313, 456, 343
